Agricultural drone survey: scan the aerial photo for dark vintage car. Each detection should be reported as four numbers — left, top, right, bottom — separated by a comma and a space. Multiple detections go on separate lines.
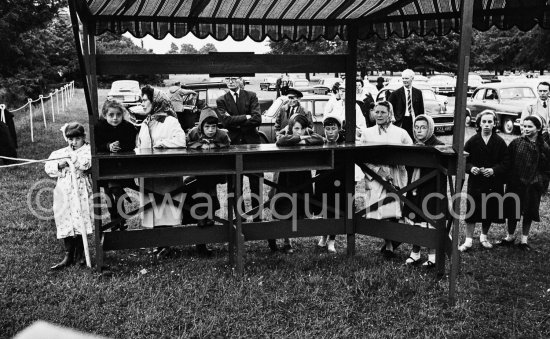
259, 94, 330, 143
376, 82, 455, 134
466, 83, 538, 134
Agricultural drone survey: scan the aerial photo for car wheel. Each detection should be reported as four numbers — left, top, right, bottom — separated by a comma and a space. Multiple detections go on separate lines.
501, 117, 514, 134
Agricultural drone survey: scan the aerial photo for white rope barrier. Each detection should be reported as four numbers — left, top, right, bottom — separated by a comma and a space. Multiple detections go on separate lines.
0, 81, 74, 142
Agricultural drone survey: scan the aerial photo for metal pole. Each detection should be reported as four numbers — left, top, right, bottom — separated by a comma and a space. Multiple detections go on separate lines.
449, 0, 475, 305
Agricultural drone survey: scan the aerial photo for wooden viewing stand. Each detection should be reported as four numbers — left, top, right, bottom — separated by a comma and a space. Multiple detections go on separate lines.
68, 0, 550, 303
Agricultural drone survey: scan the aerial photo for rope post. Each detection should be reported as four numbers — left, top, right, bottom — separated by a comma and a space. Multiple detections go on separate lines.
0, 104, 5, 123
60, 87, 65, 113
55, 89, 60, 117
39, 95, 47, 128
50, 92, 55, 122
28, 99, 34, 142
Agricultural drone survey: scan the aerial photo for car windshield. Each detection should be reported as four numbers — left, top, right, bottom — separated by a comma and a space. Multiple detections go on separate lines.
182, 93, 196, 106
499, 87, 536, 99
265, 97, 286, 117
421, 89, 437, 101
207, 88, 228, 107
112, 81, 139, 91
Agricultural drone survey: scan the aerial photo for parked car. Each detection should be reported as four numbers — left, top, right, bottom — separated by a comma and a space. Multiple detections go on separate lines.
467, 74, 485, 95
259, 94, 330, 143
376, 82, 455, 134
428, 75, 456, 95
466, 83, 538, 134
260, 77, 278, 91
107, 80, 141, 107
387, 75, 429, 87
312, 77, 343, 95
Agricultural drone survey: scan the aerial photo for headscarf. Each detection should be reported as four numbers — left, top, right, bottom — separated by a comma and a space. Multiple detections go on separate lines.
412, 114, 435, 145
148, 89, 177, 122
375, 101, 395, 135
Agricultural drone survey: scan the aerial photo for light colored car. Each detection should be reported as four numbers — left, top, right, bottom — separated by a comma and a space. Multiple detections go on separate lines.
466, 82, 538, 134
387, 75, 429, 87
259, 94, 330, 143
107, 80, 141, 107
467, 74, 485, 95
376, 82, 455, 133
428, 75, 456, 95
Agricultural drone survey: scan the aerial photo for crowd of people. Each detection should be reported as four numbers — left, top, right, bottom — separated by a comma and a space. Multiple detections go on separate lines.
43, 72, 550, 270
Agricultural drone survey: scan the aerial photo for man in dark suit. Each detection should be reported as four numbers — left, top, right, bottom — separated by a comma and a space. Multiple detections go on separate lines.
217, 77, 276, 250
388, 69, 424, 139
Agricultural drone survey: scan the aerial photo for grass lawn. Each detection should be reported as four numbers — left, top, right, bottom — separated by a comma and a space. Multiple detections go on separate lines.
1, 89, 549, 338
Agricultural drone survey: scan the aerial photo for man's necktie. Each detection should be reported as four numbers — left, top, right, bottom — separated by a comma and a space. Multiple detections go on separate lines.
234, 92, 239, 103
544, 101, 547, 108
407, 88, 413, 117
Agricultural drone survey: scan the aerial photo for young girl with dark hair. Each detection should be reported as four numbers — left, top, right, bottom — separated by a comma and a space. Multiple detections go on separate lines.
458, 111, 510, 252
274, 114, 324, 253
499, 115, 550, 251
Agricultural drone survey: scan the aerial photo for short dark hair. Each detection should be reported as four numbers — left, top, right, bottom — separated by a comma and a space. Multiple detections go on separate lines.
65, 122, 85, 138
538, 81, 550, 90
323, 117, 341, 128
332, 82, 341, 94
289, 114, 309, 129
356, 79, 364, 87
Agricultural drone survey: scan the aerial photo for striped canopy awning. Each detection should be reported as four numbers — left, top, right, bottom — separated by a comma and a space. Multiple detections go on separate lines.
76, 0, 550, 41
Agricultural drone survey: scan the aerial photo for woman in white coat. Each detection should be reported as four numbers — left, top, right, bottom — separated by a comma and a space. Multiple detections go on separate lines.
136, 86, 187, 231
359, 101, 413, 257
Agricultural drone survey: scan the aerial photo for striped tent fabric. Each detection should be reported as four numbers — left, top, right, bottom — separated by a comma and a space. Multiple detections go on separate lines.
78, 0, 550, 41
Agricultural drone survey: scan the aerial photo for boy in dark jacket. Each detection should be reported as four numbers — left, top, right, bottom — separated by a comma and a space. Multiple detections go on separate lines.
187, 108, 231, 227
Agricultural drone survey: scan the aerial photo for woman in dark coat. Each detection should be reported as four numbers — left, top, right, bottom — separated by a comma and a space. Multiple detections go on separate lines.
499, 115, 550, 251
459, 111, 510, 252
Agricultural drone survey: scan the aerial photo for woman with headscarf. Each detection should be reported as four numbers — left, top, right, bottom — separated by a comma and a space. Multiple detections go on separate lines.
402, 115, 445, 267
136, 86, 187, 240
359, 101, 413, 257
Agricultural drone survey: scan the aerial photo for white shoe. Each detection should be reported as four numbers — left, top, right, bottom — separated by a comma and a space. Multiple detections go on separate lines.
327, 240, 336, 253
318, 236, 327, 247
480, 240, 493, 249
458, 243, 472, 252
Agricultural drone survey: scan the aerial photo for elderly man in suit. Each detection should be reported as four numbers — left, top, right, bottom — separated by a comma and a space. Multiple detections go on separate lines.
217, 77, 276, 251
388, 69, 425, 139
520, 81, 550, 132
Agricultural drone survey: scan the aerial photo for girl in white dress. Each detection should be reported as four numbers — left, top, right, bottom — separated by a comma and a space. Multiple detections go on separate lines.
45, 122, 92, 269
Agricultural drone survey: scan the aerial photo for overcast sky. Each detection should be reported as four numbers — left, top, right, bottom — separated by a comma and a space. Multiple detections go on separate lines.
124, 33, 271, 54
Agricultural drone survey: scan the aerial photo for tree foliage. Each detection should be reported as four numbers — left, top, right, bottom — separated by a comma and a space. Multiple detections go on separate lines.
180, 43, 198, 54
198, 43, 218, 54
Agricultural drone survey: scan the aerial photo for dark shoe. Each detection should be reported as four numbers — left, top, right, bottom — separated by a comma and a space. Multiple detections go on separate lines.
422, 260, 436, 269
73, 235, 86, 266
496, 238, 515, 247
382, 250, 396, 259
197, 219, 207, 227
196, 244, 213, 257
517, 243, 532, 252
268, 239, 278, 252
51, 237, 75, 270
205, 218, 215, 227
118, 221, 128, 231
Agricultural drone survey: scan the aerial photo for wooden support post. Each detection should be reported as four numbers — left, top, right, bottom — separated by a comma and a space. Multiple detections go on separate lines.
450, 0, 475, 304
227, 176, 235, 267
39, 95, 47, 128
28, 99, 34, 142
50, 92, 55, 122
235, 154, 244, 275
345, 25, 358, 255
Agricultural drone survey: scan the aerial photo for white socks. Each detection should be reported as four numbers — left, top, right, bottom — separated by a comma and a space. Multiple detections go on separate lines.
428, 253, 436, 263
480, 234, 487, 242
318, 236, 327, 247
505, 234, 515, 241
410, 251, 421, 260
521, 235, 528, 244
464, 237, 473, 247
